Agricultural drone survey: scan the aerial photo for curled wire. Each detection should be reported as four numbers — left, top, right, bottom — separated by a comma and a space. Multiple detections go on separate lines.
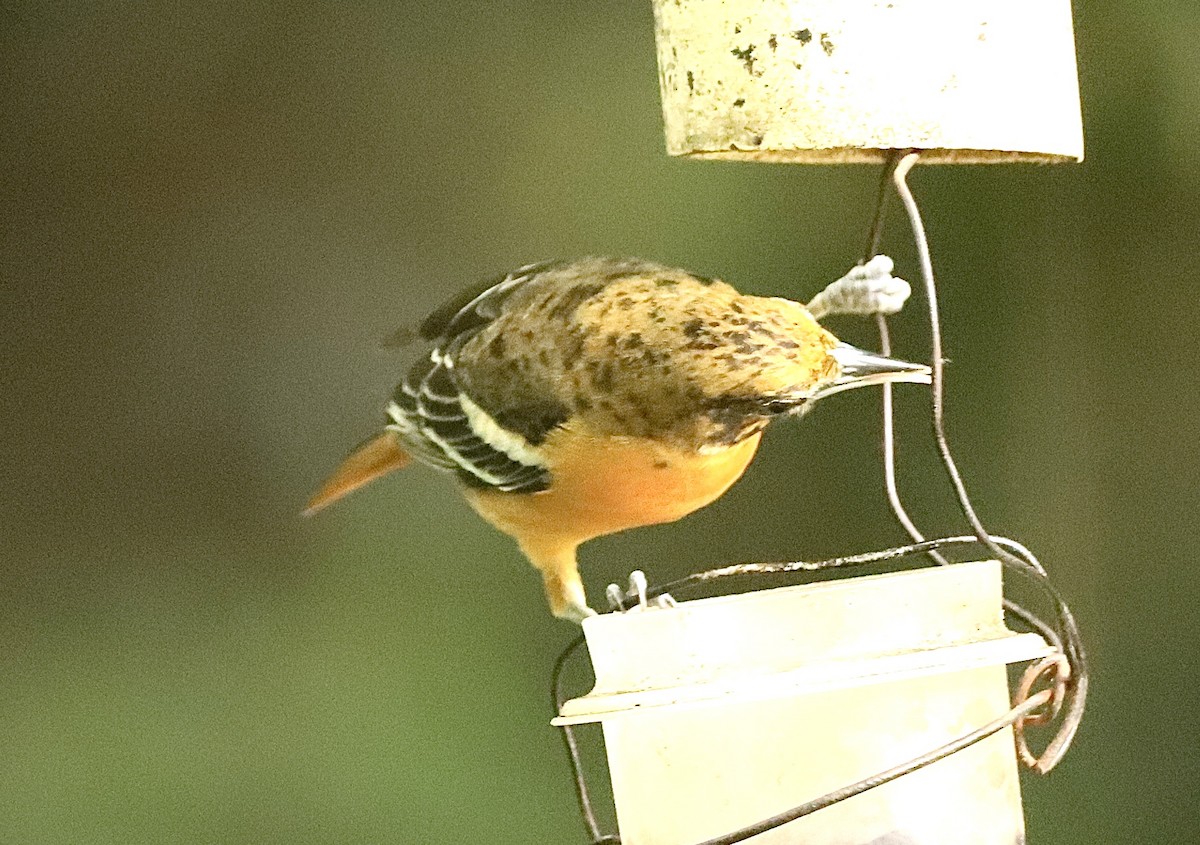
1014, 653, 1072, 773
889, 152, 1087, 772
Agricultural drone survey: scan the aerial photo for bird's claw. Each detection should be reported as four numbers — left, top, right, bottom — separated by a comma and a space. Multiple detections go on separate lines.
806, 255, 912, 321
605, 570, 677, 613
560, 601, 598, 625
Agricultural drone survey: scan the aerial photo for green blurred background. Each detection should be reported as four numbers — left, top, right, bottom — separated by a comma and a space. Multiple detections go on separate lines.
3, 1, 1198, 842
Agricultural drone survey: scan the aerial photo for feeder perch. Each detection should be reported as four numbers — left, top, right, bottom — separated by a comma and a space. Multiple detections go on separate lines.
556, 561, 1052, 844
652, 0, 1084, 163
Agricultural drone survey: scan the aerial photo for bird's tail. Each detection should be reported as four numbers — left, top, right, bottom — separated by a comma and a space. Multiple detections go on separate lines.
304, 430, 411, 516
810, 343, 932, 401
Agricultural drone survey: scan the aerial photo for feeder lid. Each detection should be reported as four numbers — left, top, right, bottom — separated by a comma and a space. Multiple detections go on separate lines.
556, 561, 1051, 724
652, 0, 1084, 163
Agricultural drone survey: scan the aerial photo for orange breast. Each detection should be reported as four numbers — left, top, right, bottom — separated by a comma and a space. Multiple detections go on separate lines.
463, 427, 763, 549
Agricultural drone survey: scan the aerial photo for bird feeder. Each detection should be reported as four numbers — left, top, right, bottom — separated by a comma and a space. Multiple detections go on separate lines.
652, 0, 1083, 163
557, 562, 1051, 844
552, 2, 1086, 843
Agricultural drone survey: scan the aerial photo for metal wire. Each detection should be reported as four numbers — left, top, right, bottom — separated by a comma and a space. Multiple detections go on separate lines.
692, 687, 1057, 845
864, 154, 1068, 673
551, 634, 617, 844
865, 151, 954, 571
631, 534, 1044, 604
890, 153, 1087, 772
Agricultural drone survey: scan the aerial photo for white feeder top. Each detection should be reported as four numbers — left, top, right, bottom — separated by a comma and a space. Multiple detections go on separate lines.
556, 561, 1050, 724
652, 0, 1084, 163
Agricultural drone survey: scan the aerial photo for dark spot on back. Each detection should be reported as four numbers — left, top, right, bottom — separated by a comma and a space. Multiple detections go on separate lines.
549, 282, 605, 320
682, 318, 705, 338
792, 28, 812, 44
594, 362, 615, 392
487, 333, 506, 358
655, 278, 679, 288
719, 352, 747, 370
564, 330, 585, 360
598, 399, 628, 428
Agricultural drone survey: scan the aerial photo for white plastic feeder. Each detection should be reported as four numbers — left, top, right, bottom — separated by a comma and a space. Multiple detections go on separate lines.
555, 561, 1051, 844
652, 0, 1084, 163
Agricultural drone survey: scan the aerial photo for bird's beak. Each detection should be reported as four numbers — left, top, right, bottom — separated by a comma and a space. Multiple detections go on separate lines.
811, 343, 932, 401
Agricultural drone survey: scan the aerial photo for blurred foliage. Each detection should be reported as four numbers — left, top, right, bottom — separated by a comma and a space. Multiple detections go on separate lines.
2, 1, 1198, 842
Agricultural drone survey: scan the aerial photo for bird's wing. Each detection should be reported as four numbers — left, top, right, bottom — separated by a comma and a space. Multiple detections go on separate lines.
385, 262, 567, 493
388, 257, 762, 485
418, 260, 563, 341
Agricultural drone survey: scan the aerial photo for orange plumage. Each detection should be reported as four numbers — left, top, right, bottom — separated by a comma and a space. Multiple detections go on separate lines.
308, 257, 928, 621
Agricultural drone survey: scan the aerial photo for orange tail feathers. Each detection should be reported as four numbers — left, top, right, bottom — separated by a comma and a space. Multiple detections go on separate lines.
304, 431, 411, 516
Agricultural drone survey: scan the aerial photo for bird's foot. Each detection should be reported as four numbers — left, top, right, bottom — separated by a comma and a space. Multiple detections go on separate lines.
559, 601, 598, 625
806, 255, 912, 321
605, 570, 678, 613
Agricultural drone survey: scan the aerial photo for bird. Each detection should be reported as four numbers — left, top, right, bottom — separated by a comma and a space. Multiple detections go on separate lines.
306, 256, 930, 623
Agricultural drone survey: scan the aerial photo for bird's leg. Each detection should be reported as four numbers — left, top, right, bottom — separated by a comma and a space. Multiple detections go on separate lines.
805, 255, 912, 321
520, 539, 596, 624
542, 568, 596, 624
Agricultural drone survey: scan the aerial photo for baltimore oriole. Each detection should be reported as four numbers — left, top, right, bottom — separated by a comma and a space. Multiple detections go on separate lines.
307, 257, 928, 622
